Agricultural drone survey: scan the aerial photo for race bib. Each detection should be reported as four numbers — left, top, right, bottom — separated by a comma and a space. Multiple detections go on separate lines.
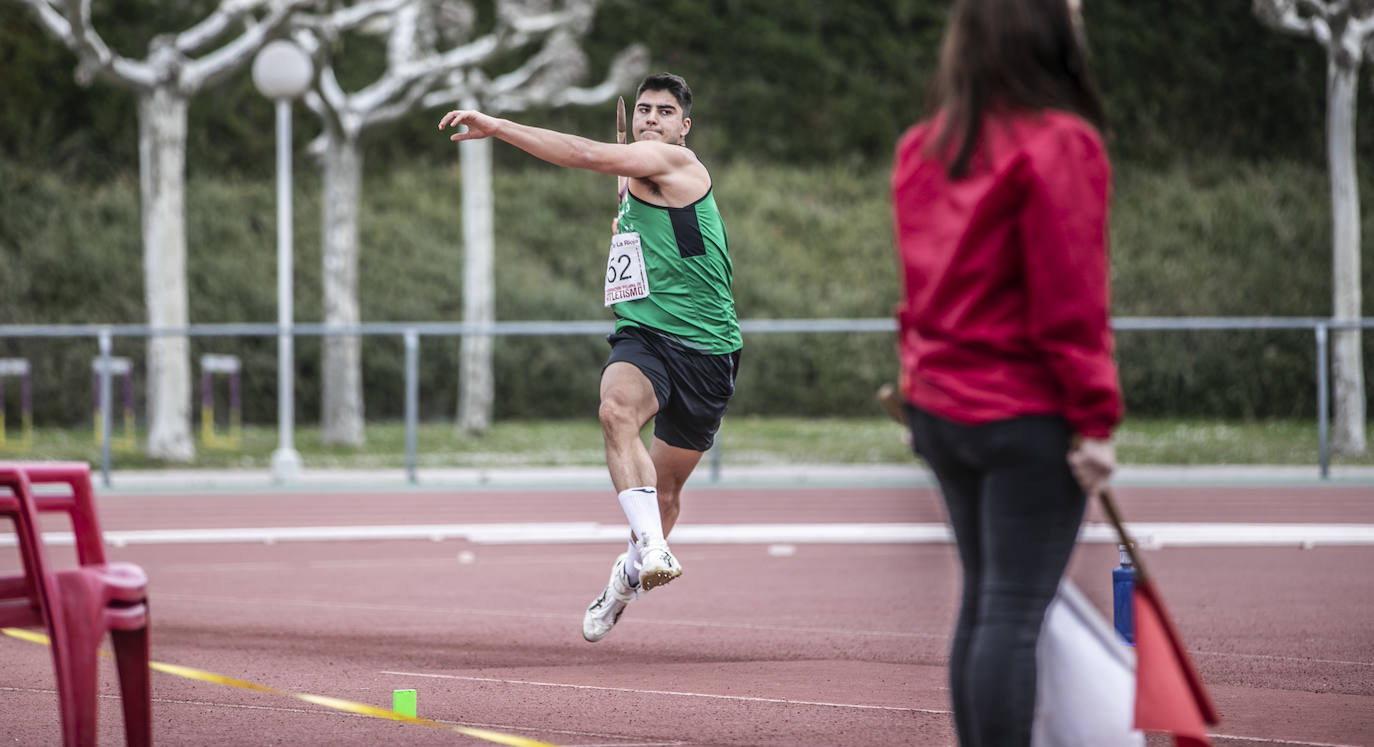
604, 231, 650, 306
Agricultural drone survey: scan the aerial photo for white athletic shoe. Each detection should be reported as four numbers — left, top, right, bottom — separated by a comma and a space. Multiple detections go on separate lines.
582, 553, 638, 643
636, 541, 682, 591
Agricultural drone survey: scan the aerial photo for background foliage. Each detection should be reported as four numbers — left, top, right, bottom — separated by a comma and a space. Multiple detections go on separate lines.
2, 0, 1373, 429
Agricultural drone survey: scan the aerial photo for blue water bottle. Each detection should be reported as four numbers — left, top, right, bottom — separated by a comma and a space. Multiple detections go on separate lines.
1112, 543, 1135, 645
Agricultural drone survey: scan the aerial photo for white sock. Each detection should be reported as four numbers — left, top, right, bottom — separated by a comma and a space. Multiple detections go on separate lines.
617, 486, 664, 548
623, 539, 641, 586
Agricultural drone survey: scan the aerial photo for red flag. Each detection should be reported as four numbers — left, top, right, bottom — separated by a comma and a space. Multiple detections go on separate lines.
1133, 576, 1221, 747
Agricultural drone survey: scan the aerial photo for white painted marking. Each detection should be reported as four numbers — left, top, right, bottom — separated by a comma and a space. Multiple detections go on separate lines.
379, 671, 946, 715
154, 592, 944, 640
4, 522, 1373, 548
1191, 650, 1374, 668
1205, 735, 1364, 747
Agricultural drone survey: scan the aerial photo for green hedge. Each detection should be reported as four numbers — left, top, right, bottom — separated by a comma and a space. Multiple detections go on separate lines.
2, 155, 1372, 427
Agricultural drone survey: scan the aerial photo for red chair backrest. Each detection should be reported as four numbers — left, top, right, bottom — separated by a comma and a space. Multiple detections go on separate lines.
0, 466, 63, 632
5, 462, 107, 567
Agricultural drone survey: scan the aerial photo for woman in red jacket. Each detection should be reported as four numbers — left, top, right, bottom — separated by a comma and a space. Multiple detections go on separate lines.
891, 0, 1122, 744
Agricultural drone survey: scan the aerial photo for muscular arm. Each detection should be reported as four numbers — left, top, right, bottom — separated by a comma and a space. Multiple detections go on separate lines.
439, 109, 694, 181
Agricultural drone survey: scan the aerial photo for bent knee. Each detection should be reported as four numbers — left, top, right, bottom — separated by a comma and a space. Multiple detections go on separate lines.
599, 397, 644, 432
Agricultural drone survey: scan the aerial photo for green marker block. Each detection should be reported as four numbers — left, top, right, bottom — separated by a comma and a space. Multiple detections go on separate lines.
393, 688, 417, 717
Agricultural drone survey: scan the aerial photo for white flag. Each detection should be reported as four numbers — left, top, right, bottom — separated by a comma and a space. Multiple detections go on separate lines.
1032, 579, 1145, 747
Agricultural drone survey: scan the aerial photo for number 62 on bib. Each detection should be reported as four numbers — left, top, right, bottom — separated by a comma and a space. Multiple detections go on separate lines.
604, 231, 650, 306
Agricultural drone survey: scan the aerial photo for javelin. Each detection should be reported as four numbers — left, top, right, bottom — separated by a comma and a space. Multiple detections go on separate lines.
616, 95, 628, 201
613, 95, 628, 236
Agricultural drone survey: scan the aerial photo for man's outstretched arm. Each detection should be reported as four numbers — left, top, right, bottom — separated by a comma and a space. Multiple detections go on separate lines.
438, 109, 692, 180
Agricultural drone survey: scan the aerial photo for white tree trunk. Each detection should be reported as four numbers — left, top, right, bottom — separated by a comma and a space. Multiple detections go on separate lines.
1327, 59, 1367, 455
456, 135, 494, 435
320, 136, 365, 446
138, 88, 195, 462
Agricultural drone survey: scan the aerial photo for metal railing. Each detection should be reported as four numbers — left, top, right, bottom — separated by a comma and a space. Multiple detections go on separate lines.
2, 316, 1371, 486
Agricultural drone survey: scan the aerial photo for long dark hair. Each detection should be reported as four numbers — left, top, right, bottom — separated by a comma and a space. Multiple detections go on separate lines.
927, 0, 1106, 178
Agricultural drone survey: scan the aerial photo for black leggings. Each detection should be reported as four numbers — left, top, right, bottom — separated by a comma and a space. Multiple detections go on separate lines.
907, 406, 1086, 747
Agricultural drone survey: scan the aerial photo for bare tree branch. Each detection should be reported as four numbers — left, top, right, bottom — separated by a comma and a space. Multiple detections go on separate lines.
547, 43, 649, 107
31, 0, 156, 87
489, 31, 583, 93
1350, 9, 1374, 38
356, 33, 503, 112
291, 0, 410, 41
1255, 0, 1334, 45
359, 73, 439, 128
175, 0, 272, 55
183, 0, 316, 90
302, 63, 349, 135
510, 7, 587, 35
13, 0, 71, 39
423, 36, 645, 114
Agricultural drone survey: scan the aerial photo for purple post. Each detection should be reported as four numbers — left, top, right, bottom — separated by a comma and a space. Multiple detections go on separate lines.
0, 359, 35, 443
91, 357, 133, 443
200, 355, 243, 445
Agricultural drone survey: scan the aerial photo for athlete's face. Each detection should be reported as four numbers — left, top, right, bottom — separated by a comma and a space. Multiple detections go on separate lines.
633, 89, 690, 145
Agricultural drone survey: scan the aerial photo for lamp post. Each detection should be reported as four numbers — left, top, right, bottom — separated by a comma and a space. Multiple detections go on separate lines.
252, 39, 313, 483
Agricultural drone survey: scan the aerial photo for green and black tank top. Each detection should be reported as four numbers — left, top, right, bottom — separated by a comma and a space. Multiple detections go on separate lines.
612, 187, 742, 354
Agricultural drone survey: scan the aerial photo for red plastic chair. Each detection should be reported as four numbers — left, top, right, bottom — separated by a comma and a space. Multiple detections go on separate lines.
0, 462, 151, 746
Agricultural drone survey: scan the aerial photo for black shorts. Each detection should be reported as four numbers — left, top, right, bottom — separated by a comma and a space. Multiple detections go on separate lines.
604, 326, 741, 452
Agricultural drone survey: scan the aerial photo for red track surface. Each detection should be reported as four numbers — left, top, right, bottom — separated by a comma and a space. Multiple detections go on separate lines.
2, 482, 1371, 746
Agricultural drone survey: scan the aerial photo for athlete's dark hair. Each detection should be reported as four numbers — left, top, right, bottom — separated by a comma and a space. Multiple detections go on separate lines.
637, 72, 693, 117
927, 0, 1105, 178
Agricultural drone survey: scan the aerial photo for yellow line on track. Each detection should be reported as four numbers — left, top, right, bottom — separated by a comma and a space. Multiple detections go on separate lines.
2, 627, 558, 747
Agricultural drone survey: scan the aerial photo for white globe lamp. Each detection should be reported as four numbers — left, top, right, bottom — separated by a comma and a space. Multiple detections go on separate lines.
252, 40, 313, 100
253, 39, 313, 483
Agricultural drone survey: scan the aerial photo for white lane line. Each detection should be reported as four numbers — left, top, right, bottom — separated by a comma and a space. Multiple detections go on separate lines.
5, 522, 1374, 548
379, 671, 946, 715
152, 592, 942, 640
1191, 650, 1374, 668
1206, 734, 1365, 747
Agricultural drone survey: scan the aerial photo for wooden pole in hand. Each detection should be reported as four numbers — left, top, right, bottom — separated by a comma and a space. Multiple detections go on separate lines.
614, 96, 628, 233
617, 95, 628, 194
1098, 488, 1148, 583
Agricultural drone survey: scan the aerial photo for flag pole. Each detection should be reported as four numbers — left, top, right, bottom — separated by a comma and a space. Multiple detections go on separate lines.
1100, 486, 1222, 730
876, 383, 907, 426
1097, 488, 1149, 584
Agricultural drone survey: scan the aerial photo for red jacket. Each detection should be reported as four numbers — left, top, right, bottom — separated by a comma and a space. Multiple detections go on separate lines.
890, 110, 1122, 438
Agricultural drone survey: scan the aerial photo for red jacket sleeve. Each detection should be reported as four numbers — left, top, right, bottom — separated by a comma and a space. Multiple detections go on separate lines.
1018, 121, 1122, 438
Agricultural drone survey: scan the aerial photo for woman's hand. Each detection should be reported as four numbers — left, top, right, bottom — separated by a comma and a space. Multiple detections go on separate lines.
1068, 436, 1115, 498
